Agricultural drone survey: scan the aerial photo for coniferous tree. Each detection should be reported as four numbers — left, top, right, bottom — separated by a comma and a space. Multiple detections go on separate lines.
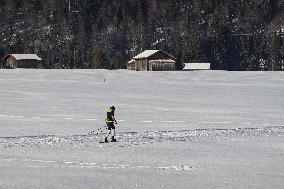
268, 34, 283, 70
0, 0, 283, 70
90, 49, 111, 69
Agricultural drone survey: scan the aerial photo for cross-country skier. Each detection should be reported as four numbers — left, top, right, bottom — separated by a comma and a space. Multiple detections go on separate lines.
105, 106, 117, 142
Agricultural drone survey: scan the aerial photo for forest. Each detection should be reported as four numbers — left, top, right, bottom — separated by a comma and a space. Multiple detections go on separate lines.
0, 0, 283, 70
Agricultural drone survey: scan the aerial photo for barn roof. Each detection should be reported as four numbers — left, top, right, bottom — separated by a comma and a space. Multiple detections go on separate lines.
149, 59, 175, 63
128, 59, 135, 64
133, 50, 159, 59
133, 50, 176, 60
183, 63, 211, 70
2, 54, 42, 61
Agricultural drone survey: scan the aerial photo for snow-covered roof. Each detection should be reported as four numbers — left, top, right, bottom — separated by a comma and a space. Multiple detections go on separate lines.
149, 59, 175, 63
3, 54, 42, 61
183, 63, 211, 70
128, 59, 135, 64
133, 50, 159, 59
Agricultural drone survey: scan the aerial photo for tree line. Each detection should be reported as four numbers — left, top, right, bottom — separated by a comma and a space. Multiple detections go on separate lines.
0, 0, 283, 70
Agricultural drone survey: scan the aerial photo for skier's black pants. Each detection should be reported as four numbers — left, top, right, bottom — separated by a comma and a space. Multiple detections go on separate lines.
106, 122, 115, 130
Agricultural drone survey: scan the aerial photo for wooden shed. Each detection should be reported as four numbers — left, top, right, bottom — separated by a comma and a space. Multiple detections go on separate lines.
128, 50, 176, 71
2, 54, 42, 69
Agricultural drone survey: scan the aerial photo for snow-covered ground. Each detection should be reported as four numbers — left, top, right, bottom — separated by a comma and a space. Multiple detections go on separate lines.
0, 70, 283, 188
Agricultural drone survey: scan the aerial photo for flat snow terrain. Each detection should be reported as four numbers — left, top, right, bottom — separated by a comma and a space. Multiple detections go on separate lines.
0, 70, 283, 189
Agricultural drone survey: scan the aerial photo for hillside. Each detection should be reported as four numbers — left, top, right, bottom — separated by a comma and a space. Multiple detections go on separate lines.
0, 0, 283, 70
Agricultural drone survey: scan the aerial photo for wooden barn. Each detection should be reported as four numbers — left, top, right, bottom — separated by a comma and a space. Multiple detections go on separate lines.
128, 50, 176, 71
2, 54, 42, 69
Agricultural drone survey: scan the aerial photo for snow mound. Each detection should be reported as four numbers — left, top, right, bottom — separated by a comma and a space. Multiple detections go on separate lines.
0, 126, 283, 149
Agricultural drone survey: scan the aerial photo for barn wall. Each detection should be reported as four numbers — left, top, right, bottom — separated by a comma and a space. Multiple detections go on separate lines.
17, 60, 38, 68
152, 63, 175, 71
133, 60, 176, 71
148, 62, 153, 71
148, 51, 174, 60
6, 60, 38, 68
135, 59, 148, 71
7, 60, 17, 68
127, 63, 135, 70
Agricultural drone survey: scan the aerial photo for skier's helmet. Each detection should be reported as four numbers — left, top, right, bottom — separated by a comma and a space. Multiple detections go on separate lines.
110, 106, 115, 111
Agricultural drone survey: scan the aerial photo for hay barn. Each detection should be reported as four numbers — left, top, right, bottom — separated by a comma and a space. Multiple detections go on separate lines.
128, 50, 176, 71
2, 54, 42, 69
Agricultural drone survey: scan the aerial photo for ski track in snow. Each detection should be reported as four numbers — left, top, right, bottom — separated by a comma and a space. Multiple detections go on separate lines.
0, 158, 192, 171
0, 126, 283, 149
0, 126, 284, 172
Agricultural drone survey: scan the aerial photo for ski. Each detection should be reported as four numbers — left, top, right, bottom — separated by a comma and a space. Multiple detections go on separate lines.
99, 140, 117, 143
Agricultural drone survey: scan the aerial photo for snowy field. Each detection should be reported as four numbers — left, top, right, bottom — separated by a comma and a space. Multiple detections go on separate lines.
0, 69, 284, 189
